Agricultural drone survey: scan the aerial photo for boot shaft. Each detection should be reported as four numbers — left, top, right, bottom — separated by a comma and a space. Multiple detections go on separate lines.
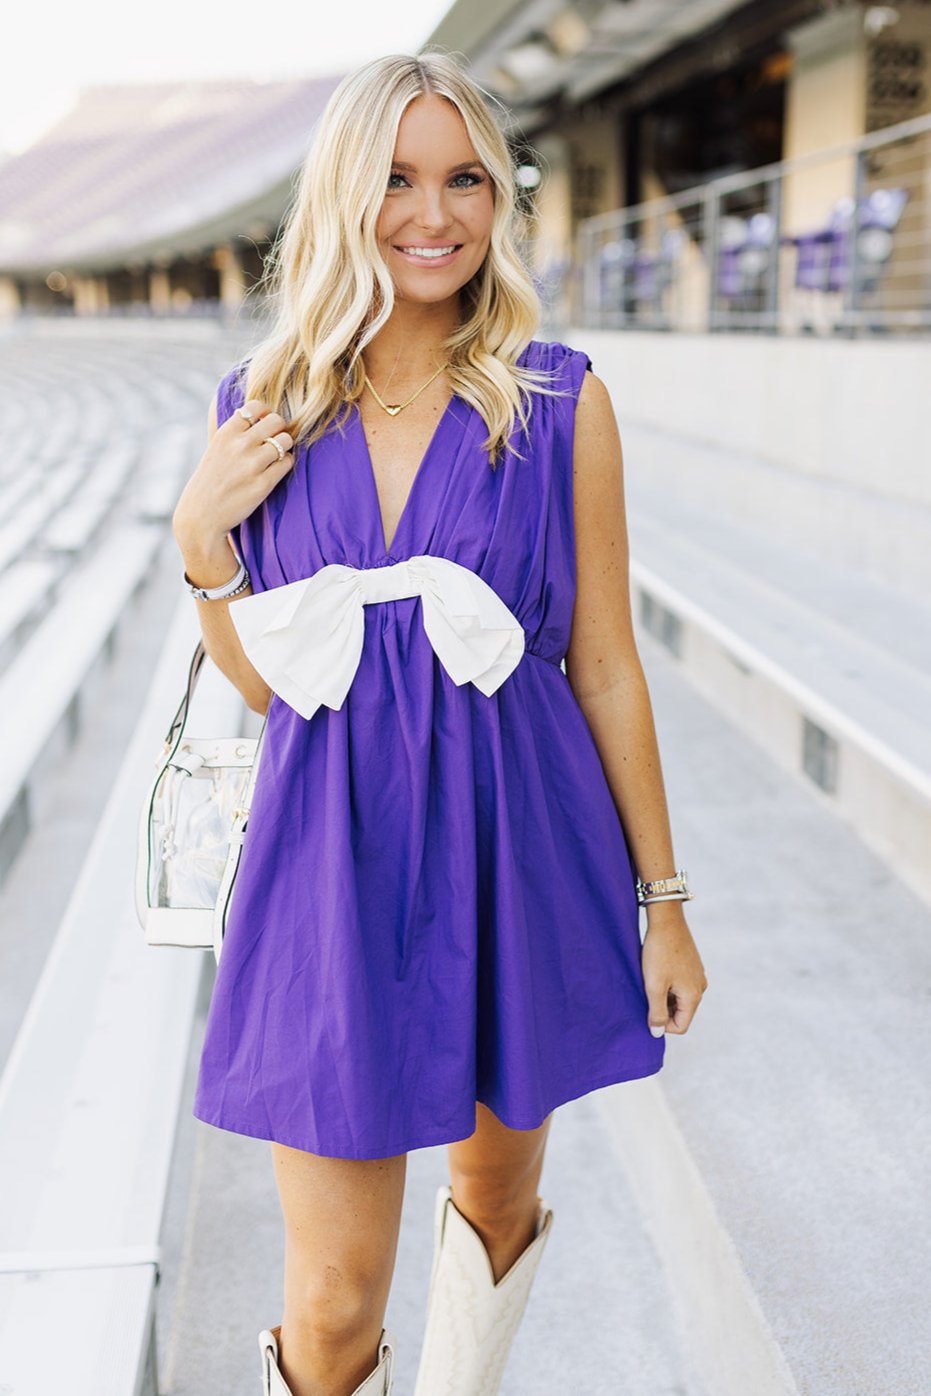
258, 1323, 395, 1395
413, 1183, 555, 1396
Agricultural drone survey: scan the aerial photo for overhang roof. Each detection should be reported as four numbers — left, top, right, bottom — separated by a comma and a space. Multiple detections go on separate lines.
0, 76, 344, 276
424, 0, 764, 125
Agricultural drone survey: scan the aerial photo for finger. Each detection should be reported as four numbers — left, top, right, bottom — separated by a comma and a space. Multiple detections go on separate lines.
644, 984, 669, 1037
234, 399, 275, 428
246, 417, 292, 464
665, 992, 701, 1034
258, 431, 294, 472
248, 408, 288, 439
253, 445, 296, 498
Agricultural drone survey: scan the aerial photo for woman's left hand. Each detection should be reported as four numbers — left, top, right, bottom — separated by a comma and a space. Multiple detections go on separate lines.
641, 909, 708, 1036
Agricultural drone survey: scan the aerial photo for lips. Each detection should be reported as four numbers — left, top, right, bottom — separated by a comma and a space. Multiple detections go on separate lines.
393, 244, 464, 265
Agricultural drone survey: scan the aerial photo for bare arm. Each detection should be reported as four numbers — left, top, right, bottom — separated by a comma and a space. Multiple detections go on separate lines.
564, 370, 679, 901
171, 388, 294, 714
565, 369, 707, 1034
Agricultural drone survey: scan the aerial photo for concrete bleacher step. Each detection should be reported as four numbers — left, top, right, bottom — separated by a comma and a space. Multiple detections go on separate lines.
0, 537, 192, 1073
624, 491, 931, 907
0, 556, 62, 670
0, 601, 249, 1396
0, 471, 36, 518
625, 468, 931, 677
43, 445, 139, 554
0, 523, 162, 884
131, 424, 203, 522
0, 461, 85, 573
630, 510, 931, 763
44, 466, 132, 547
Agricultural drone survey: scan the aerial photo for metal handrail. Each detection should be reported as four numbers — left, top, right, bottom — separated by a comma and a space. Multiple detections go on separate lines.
569, 111, 931, 337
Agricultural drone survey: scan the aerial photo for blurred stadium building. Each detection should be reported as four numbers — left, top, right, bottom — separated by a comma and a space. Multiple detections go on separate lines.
425, 0, 931, 337
1, 1, 929, 335
0, 76, 344, 319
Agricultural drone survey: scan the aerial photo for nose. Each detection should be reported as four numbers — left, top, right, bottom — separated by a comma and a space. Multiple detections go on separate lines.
413, 183, 455, 234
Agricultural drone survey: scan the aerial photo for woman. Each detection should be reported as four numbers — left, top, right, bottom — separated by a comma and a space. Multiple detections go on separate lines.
172, 49, 707, 1396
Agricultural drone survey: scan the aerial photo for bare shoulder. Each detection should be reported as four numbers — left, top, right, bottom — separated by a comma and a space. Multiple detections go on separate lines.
572, 367, 624, 494
576, 365, 613, 415
574, 365, 617, 432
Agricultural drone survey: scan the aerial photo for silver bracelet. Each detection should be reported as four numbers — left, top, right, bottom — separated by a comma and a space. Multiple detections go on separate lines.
184, 558, 251, 602
636, 868, 694, 906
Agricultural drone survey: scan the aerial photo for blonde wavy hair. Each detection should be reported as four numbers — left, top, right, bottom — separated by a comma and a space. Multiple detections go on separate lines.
236, 49, 569, 467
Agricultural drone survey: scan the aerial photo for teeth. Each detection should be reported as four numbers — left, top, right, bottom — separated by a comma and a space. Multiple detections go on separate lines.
399, 245, 458, 258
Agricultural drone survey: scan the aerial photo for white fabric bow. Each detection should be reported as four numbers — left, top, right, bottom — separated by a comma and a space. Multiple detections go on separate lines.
228, 555, 525, 721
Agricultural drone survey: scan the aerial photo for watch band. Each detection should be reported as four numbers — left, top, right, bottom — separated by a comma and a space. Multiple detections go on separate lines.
636, 868, 694, 903
184, 559, 251, 602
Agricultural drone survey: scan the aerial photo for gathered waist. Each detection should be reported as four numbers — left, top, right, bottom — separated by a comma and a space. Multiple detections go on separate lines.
524, 647, 563, 670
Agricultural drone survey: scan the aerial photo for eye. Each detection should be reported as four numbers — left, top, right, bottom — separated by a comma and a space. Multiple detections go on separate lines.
387, 169, 486, 191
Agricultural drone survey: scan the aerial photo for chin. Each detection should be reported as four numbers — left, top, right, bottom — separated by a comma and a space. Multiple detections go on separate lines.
403, 286, 465, 302
394, 277, 473, 305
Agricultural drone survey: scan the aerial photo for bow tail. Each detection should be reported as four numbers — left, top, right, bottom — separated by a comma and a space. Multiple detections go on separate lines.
420, 598, 525, 696
229, 579, 365, 721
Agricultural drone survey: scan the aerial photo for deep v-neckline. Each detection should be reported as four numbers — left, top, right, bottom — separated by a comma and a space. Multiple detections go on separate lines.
354, 394, 459, 557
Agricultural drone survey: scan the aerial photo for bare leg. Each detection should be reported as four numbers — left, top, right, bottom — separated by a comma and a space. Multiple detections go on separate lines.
270, 1143, 407, 1396
446, 1102, 553, 1282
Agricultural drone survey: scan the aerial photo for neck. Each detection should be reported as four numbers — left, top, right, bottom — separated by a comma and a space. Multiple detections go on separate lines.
361, 294, 460, 384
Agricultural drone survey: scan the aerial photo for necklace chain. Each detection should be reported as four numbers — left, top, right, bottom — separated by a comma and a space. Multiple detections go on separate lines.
363, 361, 448, 417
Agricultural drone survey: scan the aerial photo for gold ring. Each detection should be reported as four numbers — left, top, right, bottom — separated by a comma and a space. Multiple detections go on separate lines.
263, 435, 286, 461
237, 406, 255, 425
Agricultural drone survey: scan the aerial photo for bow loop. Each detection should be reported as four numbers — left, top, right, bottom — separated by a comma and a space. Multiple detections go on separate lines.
228, 556, 525, 721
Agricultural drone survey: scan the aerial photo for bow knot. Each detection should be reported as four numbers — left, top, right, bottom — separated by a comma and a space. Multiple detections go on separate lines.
228, 555, 525, 721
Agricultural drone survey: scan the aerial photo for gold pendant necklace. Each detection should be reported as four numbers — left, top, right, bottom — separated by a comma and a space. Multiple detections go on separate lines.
363, 361, 448, 416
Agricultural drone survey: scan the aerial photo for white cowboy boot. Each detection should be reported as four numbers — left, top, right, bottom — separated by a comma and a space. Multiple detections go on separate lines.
412, 1183, 554, 1396
258, 1323, 395, 1395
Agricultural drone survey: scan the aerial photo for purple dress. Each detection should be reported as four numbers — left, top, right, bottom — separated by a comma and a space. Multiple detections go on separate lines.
192, 338, 664, 1160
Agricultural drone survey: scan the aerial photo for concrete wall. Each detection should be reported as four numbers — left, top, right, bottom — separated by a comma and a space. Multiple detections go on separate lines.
568, 327, 931, 593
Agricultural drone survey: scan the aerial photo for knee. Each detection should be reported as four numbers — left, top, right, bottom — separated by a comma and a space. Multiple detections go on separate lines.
449, 1167, 538, 1234
285, 1265, 384, 1344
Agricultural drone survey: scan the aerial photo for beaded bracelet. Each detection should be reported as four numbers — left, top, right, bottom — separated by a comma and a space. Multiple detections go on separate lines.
184, 559, 252, 602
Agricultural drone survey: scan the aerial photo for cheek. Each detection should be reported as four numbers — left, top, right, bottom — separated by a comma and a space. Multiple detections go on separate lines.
375, 198, 401, 242
464, 193, 494, 241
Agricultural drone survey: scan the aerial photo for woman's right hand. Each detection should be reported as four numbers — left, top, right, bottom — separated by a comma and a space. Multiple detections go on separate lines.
173, 398, 296, 555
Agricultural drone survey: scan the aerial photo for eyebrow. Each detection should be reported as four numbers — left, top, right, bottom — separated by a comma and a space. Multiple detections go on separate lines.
390, 160, 485, 173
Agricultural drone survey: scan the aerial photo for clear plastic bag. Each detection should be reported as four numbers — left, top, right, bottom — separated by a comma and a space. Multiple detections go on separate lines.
135, 641, 268, 956
150, 748, 253, 911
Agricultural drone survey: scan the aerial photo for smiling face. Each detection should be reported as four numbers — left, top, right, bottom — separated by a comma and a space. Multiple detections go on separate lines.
375, 92, 495, 306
